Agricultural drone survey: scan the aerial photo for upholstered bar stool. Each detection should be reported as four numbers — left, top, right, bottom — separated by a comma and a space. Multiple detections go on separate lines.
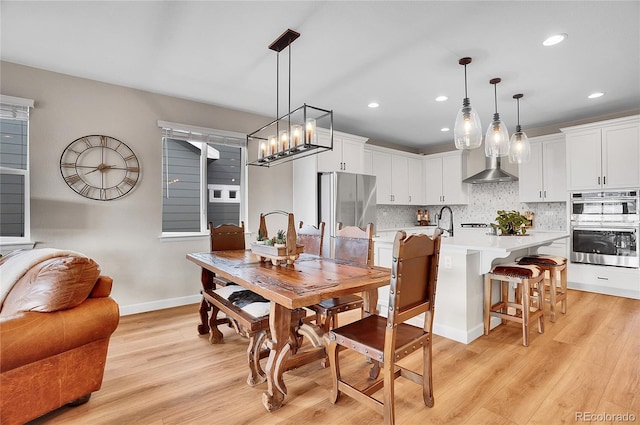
517, 254, 567, 322
484, 263, 545, 346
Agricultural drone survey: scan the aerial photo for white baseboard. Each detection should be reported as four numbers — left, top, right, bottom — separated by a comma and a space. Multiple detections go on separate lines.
119, 294, 201, 316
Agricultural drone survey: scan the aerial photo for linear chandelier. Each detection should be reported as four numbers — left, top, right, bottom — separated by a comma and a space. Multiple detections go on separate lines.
247, 29, 333, 167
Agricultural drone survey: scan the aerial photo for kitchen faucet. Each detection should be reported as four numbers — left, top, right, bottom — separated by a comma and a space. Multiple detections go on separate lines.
435, 205, 454, 237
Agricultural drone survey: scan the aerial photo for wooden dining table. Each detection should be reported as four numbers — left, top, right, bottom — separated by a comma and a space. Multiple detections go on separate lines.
186, 250, 390, 412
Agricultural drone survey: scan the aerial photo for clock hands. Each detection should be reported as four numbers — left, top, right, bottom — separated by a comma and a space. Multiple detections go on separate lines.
85, 164, 117, 175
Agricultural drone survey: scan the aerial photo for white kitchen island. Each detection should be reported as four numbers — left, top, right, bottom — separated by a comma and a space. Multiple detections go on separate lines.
373, 227, 569, 344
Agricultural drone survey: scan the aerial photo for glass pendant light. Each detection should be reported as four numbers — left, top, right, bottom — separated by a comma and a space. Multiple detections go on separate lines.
485, 78, 510, 157
454, 57, 482, 150
509, 93, 531, 164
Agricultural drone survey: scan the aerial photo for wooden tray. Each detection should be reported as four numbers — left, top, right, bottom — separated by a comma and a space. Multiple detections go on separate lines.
251, 243, 305, 265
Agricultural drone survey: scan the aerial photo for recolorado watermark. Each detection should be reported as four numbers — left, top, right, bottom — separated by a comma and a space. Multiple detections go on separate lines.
576, 412, 637, 422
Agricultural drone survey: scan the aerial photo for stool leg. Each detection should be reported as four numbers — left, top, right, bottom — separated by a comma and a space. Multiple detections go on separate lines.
521, 281, 530, 347
536, 279, 545, 334
560, 266, 568, 314
548, 268, 558, 323
501, 281, 509, 323
483, 275, 491, 335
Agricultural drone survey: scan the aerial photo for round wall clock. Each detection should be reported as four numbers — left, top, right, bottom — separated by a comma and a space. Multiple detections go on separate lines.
60, 135, 140, 201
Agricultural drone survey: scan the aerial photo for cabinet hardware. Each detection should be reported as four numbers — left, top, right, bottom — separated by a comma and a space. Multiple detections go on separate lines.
603, 176, 606, 185
539, 191, 542, 198
544, 190, 547, 198
598, 176, 601, 185
596, 276, 609, 280
409, 195, 412, 202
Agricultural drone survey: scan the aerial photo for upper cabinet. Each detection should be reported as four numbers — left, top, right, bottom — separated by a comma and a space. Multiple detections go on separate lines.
366, 147, 424, 205
424, 151, 469, 205
518, 134, 566, 202
316, 129, 368, 174
562, 115, 640, 191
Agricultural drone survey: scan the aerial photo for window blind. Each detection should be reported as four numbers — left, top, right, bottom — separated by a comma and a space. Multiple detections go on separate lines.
157, 120, 246, 147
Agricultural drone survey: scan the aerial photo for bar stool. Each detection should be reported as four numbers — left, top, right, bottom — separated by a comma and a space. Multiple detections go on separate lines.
484, 263, 545, 346
517, 254, 567, 322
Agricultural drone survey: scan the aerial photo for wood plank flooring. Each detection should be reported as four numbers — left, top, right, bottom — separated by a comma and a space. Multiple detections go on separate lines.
30, 289, 639, 425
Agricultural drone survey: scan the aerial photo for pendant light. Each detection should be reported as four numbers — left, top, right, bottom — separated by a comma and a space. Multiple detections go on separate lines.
509, 93, 531, 164
484, 78, 510, 157
454, 57, 482, 150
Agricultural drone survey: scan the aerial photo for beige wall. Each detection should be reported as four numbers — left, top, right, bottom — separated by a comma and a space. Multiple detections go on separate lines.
0, 61, 293, 314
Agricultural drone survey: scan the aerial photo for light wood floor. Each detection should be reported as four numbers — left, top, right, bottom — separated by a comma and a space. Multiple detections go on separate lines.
31, 289, 639, 425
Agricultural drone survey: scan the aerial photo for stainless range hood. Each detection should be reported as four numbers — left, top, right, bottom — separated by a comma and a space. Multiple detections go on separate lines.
463, 156, 518, 184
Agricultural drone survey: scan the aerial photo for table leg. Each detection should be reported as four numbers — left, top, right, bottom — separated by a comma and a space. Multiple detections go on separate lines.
262, 302, 292, 412
198, 268, 214, 335
362, 288, 379, 315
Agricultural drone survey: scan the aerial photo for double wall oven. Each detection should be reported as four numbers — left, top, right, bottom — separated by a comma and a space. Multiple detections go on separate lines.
570, 190, 639, 268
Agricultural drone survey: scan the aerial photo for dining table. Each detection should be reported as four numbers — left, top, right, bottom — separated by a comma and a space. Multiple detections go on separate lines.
186, 250, 391, 412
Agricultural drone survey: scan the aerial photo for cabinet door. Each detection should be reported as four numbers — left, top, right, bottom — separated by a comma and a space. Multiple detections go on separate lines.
542, 138, 567, 202
372, 151, 393, 204
341, 138, 365, 174
391, 155, 409, 204
316, 136, 342, 172
424, 156, 443, 205
565, 130, 602, 190
407, 157, 424, 204
519, 142, 544, 202
363, 149, 373, 175
602, 123, 640, 189
441, 154, 468, 204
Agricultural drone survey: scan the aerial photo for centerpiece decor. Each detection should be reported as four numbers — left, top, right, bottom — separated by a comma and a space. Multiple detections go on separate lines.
493, 210, 530, 236
250, 210, 304, 265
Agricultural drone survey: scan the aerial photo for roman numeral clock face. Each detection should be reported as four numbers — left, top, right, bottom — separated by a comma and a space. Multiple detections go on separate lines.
60, 135, 140, 201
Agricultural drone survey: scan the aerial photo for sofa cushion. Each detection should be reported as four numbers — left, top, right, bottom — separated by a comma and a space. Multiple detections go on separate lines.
0, 256, 100, 317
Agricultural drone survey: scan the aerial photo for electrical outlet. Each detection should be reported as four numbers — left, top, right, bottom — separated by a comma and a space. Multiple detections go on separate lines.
442, 255, 452, 269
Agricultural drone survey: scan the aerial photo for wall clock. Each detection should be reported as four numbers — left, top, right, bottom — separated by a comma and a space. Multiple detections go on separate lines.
60, 135, 140, 201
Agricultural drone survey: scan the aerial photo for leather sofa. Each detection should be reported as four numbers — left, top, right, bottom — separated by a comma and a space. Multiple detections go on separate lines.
0, 249, 120, 425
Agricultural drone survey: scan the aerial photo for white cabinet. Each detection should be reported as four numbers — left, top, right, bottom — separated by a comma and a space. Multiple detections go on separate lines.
563, 115, 639, 191
316, 130, 368, 174
363, 149, 373, 175
424, 151, 469, 205
519, 134, 566, 202
368, 148, 424, 205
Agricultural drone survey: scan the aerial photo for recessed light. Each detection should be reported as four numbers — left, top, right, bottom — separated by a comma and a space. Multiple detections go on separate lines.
441, 127, 450, 132
435, 95, 448, 102
543, 33, 567, 46
368, 102, 379, 108
588, 92, 605, 99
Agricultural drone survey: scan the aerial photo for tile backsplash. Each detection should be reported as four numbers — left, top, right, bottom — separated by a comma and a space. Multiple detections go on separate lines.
376, 181, 567, 231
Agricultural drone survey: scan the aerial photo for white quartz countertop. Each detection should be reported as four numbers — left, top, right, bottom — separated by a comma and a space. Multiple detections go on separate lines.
374, 228, 568, 254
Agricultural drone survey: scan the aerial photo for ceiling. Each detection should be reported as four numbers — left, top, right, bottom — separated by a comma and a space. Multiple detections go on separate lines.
1, 1, 639, 151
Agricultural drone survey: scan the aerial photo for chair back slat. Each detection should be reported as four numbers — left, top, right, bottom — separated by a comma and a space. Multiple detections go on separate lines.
388, 230, 442, 328
209, 222, 245, 251
333, 223, 374, 265
297, 221, 325, 256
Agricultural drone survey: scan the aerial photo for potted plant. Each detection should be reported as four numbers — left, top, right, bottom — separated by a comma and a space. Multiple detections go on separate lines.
274, 229, 286, 248
494, 210, 529, 236
255, 229, 267, 245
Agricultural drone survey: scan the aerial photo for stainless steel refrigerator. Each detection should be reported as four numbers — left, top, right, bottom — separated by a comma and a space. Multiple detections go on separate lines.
318, 172, 377, 257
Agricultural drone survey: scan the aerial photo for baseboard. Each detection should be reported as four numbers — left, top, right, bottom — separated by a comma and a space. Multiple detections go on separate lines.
568, 282, 640, 300
119, 294, 201, 316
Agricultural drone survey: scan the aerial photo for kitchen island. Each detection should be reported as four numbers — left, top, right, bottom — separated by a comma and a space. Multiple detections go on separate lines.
373, 227, 569, 344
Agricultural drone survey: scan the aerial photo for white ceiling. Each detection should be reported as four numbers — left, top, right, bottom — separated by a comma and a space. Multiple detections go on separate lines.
1, 1, 639, 150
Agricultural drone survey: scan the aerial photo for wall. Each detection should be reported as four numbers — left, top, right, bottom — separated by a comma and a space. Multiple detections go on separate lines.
0, 61, 293, 314
377, 182, 567, 231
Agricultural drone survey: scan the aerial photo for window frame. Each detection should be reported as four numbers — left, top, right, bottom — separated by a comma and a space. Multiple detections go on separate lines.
0, 95, 34, 248
158, 121, 247, 239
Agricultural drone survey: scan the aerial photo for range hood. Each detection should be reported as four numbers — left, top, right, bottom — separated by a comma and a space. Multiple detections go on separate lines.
463, 156, 518, 184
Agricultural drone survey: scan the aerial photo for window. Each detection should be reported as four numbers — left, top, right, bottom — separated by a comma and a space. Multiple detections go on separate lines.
0, 95, 34, 243
159, 121, 246, 235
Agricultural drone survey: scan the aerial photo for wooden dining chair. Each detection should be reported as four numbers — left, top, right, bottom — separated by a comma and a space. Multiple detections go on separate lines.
306, 223, 373, 336
296, 221, 325, 257
197, 221, 246, 335
326, 230, 442, 425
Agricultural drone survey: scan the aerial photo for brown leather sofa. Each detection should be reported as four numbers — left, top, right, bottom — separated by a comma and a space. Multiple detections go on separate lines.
0, 250, 120, 425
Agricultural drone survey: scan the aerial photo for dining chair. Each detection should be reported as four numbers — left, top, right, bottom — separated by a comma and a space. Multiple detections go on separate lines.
296, 221, 325, 257
197, 221, 246, 335
326, 229, 442, 425
306, 223, 373, 336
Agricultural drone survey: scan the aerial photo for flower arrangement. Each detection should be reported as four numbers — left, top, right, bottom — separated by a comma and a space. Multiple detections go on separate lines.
274, 229, 286, 247
494, 210, 529, 235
